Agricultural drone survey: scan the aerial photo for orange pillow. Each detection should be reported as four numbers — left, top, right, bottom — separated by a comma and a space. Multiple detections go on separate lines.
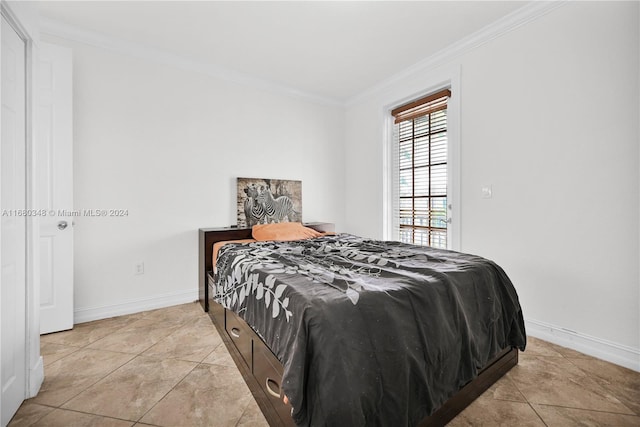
252, 222, 323, 241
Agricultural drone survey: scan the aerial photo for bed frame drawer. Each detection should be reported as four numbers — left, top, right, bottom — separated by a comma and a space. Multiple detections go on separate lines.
254, 344, 294, 426
224, 310, 253, 370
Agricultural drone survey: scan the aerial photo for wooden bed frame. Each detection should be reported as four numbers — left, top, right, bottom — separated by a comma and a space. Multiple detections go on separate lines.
199, 223, 519, 426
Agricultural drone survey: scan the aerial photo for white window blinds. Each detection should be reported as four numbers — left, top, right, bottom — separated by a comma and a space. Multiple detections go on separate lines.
391, 89, 450, 248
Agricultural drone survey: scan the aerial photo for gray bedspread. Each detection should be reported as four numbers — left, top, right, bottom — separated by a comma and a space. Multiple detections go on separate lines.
214, 234, 526, 427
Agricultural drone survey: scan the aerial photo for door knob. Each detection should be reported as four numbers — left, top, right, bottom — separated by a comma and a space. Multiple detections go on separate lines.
57, 221, 68, 230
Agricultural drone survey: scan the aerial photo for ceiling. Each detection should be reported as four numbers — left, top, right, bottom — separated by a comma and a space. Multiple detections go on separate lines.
36, 1, 529, 104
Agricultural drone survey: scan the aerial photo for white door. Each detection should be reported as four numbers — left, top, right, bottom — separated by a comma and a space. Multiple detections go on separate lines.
1, 15, 27, 426
37, 42, 73, 335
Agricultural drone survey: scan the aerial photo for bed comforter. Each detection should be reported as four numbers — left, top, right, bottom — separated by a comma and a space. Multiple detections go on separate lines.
214, 234, 526, 427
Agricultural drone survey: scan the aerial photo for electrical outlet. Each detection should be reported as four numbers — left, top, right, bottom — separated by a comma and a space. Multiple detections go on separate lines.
134, 262, 144, 275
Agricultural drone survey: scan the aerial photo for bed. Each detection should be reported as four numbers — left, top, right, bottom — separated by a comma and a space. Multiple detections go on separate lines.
199, 222, 526, 426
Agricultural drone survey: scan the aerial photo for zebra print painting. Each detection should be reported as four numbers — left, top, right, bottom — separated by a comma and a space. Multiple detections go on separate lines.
237, 177, 302, 227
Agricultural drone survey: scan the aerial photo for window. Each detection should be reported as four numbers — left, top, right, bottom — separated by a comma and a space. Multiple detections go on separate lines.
391, 89, 450, 248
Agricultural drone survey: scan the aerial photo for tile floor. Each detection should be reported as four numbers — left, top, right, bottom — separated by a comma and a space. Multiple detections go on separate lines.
8, 302, 640, 426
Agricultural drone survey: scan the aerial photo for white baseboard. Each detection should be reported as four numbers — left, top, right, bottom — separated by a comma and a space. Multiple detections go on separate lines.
28, 356, 44, 398
525, 318, 640, 372
74, 289, 199, 324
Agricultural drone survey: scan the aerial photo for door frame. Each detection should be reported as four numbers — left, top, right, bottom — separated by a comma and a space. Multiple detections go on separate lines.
0, 2, 43, 417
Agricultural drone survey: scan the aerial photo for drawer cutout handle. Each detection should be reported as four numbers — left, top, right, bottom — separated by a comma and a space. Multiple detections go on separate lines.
230, 327, 241, 338
265, 378, 280, 398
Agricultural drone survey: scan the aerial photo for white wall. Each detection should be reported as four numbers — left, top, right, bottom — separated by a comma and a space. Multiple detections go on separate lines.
43, 35, 346, 321
345, 2, 640, 369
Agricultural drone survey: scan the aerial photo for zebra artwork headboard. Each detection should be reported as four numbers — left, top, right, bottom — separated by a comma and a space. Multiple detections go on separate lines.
236, 177, 302, 228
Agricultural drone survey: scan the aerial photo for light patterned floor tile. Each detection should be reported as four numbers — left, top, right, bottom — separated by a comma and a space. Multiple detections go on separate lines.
533, 404, 640, 426
30, 409, 134, 427
40, 342, 81, 367
567, 356, 640, 415
40, 314, 144, 348
62, 356, 196, 421
139, 302, 204, 327
142, 316, 223, 362
482, 374, 527, 403
236, 399, 270, 427
508, 353, 634, 414
524, 336, 565, 358
86, 319, 182, 354
447, 395, 545, 426
201, 342, 236, 367
30, 349, 135, 407
7, 402, 54, 426
139, 363, 252, 427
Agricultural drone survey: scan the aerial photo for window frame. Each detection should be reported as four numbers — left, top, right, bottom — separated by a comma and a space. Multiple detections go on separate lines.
382, 71, 460, 251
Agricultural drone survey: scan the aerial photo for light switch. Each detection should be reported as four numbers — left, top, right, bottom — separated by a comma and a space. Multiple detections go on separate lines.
481, 185, 493, 199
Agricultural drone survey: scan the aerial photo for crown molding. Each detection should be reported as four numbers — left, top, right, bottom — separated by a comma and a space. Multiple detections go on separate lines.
2, 0, 39, 41
39, 17, 343, 107
345, 1, 568, 107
